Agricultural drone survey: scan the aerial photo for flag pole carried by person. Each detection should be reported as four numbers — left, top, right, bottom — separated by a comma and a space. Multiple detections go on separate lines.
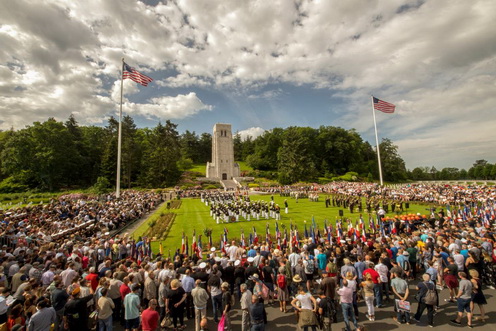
371, 96, 395, 186
116, 58, 153, 198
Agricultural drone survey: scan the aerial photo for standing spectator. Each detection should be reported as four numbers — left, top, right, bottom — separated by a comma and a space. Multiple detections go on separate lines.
413, 274, 436, 327
469, 269, 487, 322
444, 257, 459, 303
141, 299, 160, 331
249, 295, 266, 331
291, 286, 318, 331
27, 297, 56, 331
391, 271, 410, 324
60, 263, 78, 289
363, 262, 382, 308
207, 271, 222, 323
166, 279, 187, 330
97, 287, 115, 331
276, 267, 289, 313
7, 303, 26, 330
0, 288, 11, 325
123, 284, 141, 331
317, 289, 334, 331
144, 271, 157, 308
192, 279, 209, 331
220, 282, 232, 331
158, 276, 169, 322
108, 273, 123, 324
63, 287, 94, 331
336, 280, 358, 331
51, 280, 69, 331
360, 273, 375, 321
182, 269, 195, 321
240, 284, 252, 331
450, 271, 473, 327
375, 258, 390, 304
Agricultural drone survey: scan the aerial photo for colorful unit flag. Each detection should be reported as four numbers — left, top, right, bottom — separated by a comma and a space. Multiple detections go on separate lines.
373, 96, 395, 113
123, 62, 153, 86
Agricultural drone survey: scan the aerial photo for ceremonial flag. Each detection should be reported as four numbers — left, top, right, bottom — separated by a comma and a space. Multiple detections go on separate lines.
373, 96, 395, 113
223, 227, 229, 243
159, 241, 163, 256
220, 234, 225, 253
185, 235, 189, 256
283, 228, 288, 248
311, 216, 316, 244
369, 215, 376, 233
240, 229, 246, 248
265, 223, 271, 246
123, 62, 153, 86
304, 222, 309, 238
275, 222, 281, 249
197, 235, 203, 259
181, 232, 186, 254
253, 226, 259, 245
361, 227, 367, 243
191, 230, 197, 256
249, 232, 253, 246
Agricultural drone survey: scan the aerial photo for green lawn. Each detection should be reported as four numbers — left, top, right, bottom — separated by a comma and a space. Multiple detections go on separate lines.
135, 195, 439, 255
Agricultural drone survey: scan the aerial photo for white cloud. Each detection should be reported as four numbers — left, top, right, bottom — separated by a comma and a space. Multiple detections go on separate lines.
0, 0, 495, 169
237, 127, 265, 141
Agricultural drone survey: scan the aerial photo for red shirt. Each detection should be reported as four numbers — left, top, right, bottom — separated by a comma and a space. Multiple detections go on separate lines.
362, 268, 380, 284
141, 308, 160, 331
85, 273, 99, 292
120, 283, 131, 300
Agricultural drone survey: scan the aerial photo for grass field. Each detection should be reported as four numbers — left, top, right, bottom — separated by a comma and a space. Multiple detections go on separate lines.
133, 194, 439, 255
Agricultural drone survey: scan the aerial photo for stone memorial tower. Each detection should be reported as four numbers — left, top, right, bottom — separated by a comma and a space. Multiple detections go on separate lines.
206, 123, 240, 181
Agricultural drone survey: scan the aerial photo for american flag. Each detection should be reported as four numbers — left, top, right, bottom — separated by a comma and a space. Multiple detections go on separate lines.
373, 97, 395, 113
123, 62, 153, 86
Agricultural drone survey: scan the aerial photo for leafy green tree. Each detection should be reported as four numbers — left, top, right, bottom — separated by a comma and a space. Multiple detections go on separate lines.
100, 116, 141, 188
246, 128, 283, 170
198, 133, 212, 164
378, 138, 407, 182
139, 120, 181, 187
233, 133, 243, 161
180, 130, 201, 163
277, 127, 318, 184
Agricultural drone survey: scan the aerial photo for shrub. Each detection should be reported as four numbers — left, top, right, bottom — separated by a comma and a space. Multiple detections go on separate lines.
0, 177, 29, 193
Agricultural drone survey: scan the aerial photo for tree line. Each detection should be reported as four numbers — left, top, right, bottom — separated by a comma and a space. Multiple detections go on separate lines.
0, 116, 492, 193
0, 116, 197, 192
409, 160, 496, 181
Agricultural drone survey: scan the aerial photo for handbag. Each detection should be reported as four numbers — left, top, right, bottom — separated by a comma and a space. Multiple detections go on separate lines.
217, 314, 226, 331
161, 314, 172, 328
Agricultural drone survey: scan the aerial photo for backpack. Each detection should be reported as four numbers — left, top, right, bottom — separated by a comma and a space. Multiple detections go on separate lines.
402, 260, 411, 272
423, 282, 437, 305
277, 274, 287, 289
305, 259, 315, 274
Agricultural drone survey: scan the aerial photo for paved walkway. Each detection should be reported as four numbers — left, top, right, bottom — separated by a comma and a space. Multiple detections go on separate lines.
113, 281, 495, 330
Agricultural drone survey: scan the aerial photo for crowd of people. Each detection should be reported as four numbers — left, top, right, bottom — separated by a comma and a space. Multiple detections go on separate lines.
0, 183, 494, 331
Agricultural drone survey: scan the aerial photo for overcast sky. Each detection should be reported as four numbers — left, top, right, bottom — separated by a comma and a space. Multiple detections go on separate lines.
1, 0, 495, 170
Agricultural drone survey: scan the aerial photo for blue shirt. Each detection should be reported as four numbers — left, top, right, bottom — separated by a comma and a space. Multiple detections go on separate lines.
460, 249, 469, 259
182, 275, 195, 293
247, 249, 257, 258
390, 246, 398, 260
317, 253, 327, 270
354, 261, 366, 279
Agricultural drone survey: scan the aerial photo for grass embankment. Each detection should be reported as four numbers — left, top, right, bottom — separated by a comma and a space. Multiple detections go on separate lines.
135, 195, 438, 255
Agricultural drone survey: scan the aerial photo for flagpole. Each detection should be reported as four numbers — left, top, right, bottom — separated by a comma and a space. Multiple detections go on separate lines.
371, 96, 384, 186
116, 58, 124, 198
